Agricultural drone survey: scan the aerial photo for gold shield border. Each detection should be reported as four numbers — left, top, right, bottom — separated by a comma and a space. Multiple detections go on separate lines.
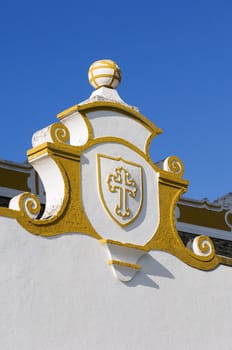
97, 154, 144, 227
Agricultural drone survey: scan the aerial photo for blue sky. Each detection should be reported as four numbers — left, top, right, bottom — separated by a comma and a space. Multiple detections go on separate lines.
0, 1, 231, 201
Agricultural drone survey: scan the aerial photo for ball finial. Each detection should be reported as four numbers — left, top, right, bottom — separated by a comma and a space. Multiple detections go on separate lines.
88, 59, 121, 89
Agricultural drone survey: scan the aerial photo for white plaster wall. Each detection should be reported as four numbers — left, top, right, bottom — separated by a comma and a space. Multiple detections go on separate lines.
86, 110, 151, 153
0, 216, 231, 350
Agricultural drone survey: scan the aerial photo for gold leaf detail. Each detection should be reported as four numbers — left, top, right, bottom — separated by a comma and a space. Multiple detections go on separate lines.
192, 235, 215, 258
50, 123, 70, 144
164, 156, 184, 177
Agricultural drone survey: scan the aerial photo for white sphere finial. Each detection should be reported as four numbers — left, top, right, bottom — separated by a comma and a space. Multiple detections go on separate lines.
88, 59, 121, 89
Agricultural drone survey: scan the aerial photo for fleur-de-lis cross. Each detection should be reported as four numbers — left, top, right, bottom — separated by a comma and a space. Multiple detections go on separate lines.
107, 167, 137, 218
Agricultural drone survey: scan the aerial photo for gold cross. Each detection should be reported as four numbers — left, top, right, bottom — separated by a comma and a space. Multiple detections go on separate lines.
107, 167, 137, 218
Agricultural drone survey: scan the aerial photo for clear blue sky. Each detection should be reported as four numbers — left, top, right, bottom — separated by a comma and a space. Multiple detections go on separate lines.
0, 0, 231, 201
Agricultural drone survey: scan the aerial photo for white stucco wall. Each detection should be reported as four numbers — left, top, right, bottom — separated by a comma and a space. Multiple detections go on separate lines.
0, 215, 231, 350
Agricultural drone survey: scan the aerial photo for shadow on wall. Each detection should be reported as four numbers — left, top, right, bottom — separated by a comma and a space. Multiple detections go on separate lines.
44, 234, 175, 288
125, 254, 175, 289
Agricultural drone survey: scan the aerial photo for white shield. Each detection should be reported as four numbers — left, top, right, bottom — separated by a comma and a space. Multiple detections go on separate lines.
97, 154, 143, 227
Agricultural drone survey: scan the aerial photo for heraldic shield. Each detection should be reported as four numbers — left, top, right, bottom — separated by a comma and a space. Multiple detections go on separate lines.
81, 141, 160, 248
97, 154, 143, 227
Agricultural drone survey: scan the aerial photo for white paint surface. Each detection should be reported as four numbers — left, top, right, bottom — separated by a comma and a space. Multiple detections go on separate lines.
86, 110, 152, 153
87, 86, 128, 105
0, 215, 231, 350
61, 111, 89, 146
29, 154, 65, 218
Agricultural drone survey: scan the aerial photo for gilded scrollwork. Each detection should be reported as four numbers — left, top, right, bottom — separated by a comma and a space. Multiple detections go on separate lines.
32, 123, 70, 147
191, 235, 215, 259
9, 192, 41, 219
163, 155, 184, 177
50, 123, 70, 144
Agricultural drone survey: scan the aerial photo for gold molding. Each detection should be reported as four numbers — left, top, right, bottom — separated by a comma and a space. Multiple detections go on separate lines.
5, 102, 228, 272
178, 203, 231, 231
0, 167, 30, 191
108, 260, 141, 270
57, 102, 162, 137
99, 239, 148, 251
0, 207, 19, 219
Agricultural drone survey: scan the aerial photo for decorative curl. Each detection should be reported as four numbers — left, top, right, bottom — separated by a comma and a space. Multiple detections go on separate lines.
32, 123, 70, 147
163, 156, 184, 177
225, 211, 232, 228
50, 123, 70, 144
9, 192, 41, 219
191, 235, 215, 258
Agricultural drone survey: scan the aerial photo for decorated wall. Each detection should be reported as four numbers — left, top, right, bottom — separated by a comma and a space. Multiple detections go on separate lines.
0, 60, 231, 350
